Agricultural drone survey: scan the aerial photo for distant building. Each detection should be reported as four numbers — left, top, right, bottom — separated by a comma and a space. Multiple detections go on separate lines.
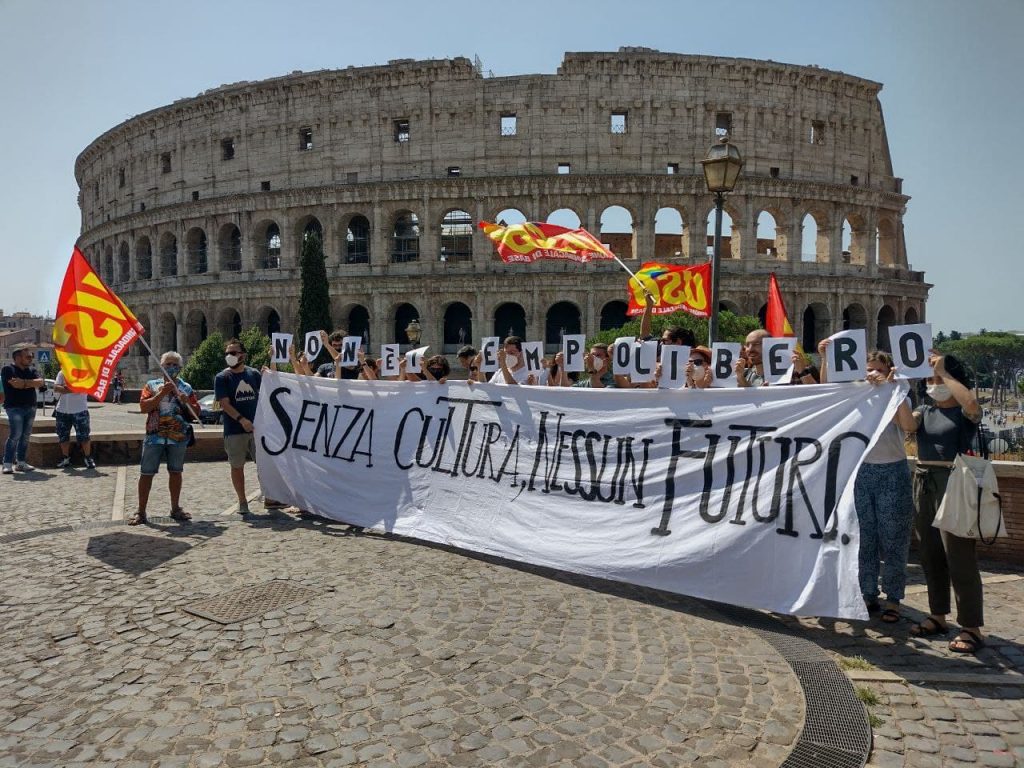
0, 310, 55, 361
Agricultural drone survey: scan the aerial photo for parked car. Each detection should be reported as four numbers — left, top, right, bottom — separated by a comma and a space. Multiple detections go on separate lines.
198, 393, 222, 424
36, 379, 58, 407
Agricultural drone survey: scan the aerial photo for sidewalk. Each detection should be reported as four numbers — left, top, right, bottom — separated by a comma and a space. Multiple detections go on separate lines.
1, 461, 1022, 767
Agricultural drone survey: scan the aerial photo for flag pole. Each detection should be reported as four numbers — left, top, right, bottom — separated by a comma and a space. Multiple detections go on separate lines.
610, 254, 654, 299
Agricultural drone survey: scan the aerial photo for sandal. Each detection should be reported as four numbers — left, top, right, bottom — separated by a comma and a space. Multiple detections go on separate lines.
880, 607, 902, 624
949, 629, 985, 655
910, 617, 948, 638
127, 510, 147, 526
169, 507, 192, 522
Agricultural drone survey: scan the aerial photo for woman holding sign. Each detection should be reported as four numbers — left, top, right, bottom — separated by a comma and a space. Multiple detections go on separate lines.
906, 353, 985, 654
821, 342, 916, 622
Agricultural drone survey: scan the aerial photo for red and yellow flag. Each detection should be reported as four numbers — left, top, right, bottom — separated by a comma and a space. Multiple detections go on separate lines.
479, 221, 615, 264
52, 247, 144, 399
766, 272, 796, 338
626, 262, 711, 319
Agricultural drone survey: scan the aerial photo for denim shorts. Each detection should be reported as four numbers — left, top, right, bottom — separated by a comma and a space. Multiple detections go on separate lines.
140, 441, 187, 476
55, 410, 91, 443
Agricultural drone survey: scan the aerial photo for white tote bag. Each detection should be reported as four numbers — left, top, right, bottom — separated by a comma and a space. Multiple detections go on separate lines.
933, 454, 1006, 543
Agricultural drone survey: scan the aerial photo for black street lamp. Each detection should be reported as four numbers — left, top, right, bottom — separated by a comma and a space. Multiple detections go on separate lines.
701, 135, 744, 345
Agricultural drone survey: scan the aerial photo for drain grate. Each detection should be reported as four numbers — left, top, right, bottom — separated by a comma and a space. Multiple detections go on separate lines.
0, 525, 74, 544
181, 580, 316, 624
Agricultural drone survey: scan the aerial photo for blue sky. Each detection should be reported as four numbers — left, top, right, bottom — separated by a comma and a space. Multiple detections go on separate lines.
1, 0, 1021, 333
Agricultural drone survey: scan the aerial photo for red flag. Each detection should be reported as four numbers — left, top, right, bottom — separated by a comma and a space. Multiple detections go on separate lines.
52, 247, 144, 400
625, 262, 711, 319
479, 221, 615, 263
765, 272, 796, 338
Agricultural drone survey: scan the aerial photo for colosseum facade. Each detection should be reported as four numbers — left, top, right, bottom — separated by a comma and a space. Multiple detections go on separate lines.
75, 48, 929, 378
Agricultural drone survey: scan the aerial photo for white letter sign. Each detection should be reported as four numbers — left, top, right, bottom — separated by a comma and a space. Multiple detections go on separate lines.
380, 344, 399, 377
763, 337, 796, 385
480, 337, 500, 373
658, 346, 690, 389
271, 333, 293, 364
613, 337, 635, 376
711, 343, 742, 388
888, 323, 933, 379
562, 334, 586, 373
826, 330, 867, 384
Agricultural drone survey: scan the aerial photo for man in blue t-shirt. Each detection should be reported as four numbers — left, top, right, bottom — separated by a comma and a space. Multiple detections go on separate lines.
215, 338, 264, 514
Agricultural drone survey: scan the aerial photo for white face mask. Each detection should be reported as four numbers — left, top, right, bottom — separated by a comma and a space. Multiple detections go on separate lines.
927, 383, 952, 402
225, 354, 241, 368
505, 354, 520, 368
592, 356, 606, 372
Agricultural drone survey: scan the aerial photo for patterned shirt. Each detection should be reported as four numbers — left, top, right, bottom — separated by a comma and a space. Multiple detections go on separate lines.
141, 377, 199, 445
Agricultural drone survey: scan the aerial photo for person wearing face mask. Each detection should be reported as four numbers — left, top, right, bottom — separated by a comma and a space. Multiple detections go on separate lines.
572, 344, 615, 388
490, 336, 530, 385
130, 351, 200, 525
904, 352, 985, 654
215, 338, 265, 514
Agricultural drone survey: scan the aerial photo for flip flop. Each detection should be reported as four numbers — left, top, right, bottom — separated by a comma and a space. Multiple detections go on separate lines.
169, 507, 192, 522
910, 617, 948, 638
880, 607, 901, 624
949, 629, 985, 655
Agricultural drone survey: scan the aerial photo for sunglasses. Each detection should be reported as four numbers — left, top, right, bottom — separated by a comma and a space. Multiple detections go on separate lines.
689, 359, 705, 366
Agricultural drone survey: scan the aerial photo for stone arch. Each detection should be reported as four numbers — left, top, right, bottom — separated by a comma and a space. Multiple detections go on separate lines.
185, 227, 208, 274
184, 308, 208, 354
799, 210, 828, 262
904, 306, 919, 324
705, 203, 738, 259
255, 305, 282, 336
877, 304, 897, 352
545, 301, 582, 348
801, 301, 831, 351
158, 232, 178, 276
391, 211, 420, 263
253, 220, 281, 269
655, 207, 686, 260
218, 223, 242, 272
218, 306, 243, 339
719, 298, 742, 315
599, 205, 636, 260
158, 311, 178, 353
545, 208, 582, 229
755, 211, 778, 258
876, 216, 898, 266
493, 207, 527, 226
103, 244, 114, 284
347, 304, 370, 346
842, 302, 868, 331
296, 215, 324, 259
440, 209, 473, 263
494, 302, 527, 340
117, 241, 130, 283
344, 214, 370, 264
393, 302, 421, 344
841, 212, 869, 265
600, 300, 629, 331
442, 301, 473, 351
135, 236, 152, 280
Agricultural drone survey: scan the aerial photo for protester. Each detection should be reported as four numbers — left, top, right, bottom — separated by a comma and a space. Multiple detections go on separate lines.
491, 336, 530, 385
572, 344, 615, 388
130, 351, 200, 525
820, 342, 915, 621
111, 370, 124, 404
215, 338, 262, 515
53, 369, 95, 469
358, 354, 379, 381
736, 329, 768, 387
685, 346, 713, 388
1, 343, 45, 474
317, 330, 360, 379
417, 355, 450, 383
456, 345, 481, 381
906, 352, 986, 654
789, 347, 820, 384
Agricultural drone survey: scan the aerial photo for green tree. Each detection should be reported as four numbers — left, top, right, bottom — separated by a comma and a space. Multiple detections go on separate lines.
181, 326, 273, 391
42, 358, 61, 379
297, 229, 332, 368
590, 310, 760, 348
937, 331, 1024, 404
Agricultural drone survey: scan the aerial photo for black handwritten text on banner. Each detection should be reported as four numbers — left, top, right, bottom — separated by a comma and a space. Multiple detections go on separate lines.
255, 373, 908, 619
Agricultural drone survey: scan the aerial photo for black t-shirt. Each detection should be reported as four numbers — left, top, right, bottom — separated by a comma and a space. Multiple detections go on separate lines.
214, 366, 262, 436
1, 364, 41, 408
915, 404, 978, 462
316, 362, 359, 379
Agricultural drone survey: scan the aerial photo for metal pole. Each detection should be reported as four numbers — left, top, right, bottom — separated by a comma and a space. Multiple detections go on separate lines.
708, 191, 725, 346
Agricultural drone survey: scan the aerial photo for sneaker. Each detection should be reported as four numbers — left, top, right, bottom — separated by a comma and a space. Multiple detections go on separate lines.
1, 464, 12, 475
57, 457, 72, 469
84, 457, 96, 469
15, 462, 35, 472
237, 501, 250, 515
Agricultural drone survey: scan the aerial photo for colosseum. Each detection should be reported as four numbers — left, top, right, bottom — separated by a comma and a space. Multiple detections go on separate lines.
74, 48, 929, 377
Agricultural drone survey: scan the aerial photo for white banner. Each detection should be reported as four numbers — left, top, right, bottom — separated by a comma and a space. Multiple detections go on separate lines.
255, 373, 908, 619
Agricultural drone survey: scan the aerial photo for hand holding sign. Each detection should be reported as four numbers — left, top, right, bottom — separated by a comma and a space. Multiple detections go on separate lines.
380, 344, 399, 376
562, 334, 586, 373
762, 337, 796, 385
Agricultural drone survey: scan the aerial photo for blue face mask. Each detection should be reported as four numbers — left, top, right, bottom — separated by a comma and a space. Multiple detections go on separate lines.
165, 365, 181, 378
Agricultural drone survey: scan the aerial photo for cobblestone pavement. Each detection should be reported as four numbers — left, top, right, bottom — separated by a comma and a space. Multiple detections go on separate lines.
1, 462, 803, 768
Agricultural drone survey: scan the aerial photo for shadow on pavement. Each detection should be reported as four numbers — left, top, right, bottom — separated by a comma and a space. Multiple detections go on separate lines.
85, 521, 227, 575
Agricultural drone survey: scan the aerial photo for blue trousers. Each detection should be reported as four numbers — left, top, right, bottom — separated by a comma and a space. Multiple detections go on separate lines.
855, 460, 914, 602
3, 406, 36, 464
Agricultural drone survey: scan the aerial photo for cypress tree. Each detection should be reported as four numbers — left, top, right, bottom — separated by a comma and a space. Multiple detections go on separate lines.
296, 229, 333, 368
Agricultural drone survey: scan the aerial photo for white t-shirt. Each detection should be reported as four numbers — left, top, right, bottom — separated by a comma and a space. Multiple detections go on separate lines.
489, 365, 531, 385
54, 371, 89, 414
